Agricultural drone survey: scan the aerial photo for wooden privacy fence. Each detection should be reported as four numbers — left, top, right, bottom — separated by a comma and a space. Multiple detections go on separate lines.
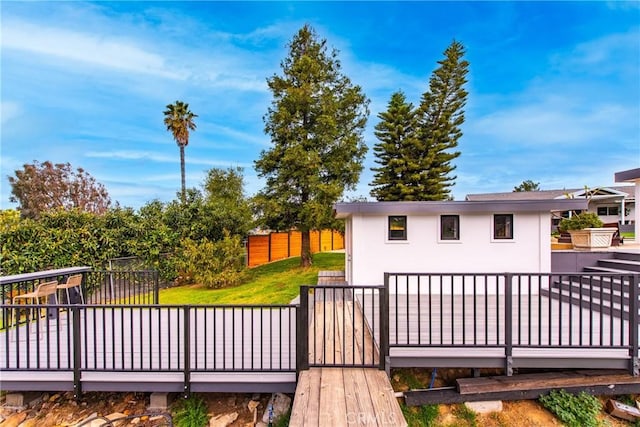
247, 230, 344, 267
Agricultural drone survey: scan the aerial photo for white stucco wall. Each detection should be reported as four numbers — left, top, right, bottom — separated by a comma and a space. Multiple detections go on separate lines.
347, 211, 550, 287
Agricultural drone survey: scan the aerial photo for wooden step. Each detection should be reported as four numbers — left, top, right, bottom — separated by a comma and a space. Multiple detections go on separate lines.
456, 370, 640, 395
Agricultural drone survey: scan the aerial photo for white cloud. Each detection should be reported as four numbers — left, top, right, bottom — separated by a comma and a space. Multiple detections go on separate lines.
2, 20, 186, 79
551, 27, 640, 75
0, 102, 22, 125
85, 150, 252, 168
470, 100, 632, 146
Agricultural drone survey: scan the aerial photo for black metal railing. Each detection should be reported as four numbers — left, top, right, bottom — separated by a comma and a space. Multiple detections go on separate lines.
385, 272, 640, 375
301, 284, 387, 370
1, 303, 299, 395
85, 270, 159, 305
0, 269, 159, 331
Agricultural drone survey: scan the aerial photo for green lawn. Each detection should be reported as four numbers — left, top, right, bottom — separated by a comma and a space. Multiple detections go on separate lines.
621, 231, 635, 239
159, 252, 345, 305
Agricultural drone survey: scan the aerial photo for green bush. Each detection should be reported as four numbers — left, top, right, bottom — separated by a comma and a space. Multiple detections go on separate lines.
172, 395, 209, 427
558, 212, 603, 232
176, 231, 246, 289
539, 389, 601, 427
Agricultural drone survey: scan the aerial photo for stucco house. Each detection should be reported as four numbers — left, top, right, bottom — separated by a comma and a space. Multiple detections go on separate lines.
334, 199, 587, 287
465, 185, 636, 232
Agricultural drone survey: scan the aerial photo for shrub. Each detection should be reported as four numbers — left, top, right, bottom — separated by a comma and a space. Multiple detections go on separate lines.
539, 389, 601, 427
172, 395, 209, 427
176, 231, 246, 289
558, 212, 603, 232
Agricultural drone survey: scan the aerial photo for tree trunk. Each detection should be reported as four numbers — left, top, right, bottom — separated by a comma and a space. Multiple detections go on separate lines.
179, 145, 186, 203
301, 230, 312, 267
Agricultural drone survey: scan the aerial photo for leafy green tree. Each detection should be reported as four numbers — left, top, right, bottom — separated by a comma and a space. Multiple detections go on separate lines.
255, 25, 369, 267
163, 101, 198, 203
415, 40, 469, 200
202, 167, 253, 239
8, 160, 111, 219
370, 91, 421, 201
513, 180, 541, 192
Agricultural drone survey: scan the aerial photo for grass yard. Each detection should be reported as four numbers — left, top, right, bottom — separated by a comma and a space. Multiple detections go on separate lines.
159, 252, 345, 305
621, 231, 635, 239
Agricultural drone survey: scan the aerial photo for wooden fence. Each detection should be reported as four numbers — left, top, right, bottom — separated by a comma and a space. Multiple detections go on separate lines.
247, 230, 344, 267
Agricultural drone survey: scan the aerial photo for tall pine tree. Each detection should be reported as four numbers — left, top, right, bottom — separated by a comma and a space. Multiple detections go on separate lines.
370, 91, 421, 201
416, 40, 469, 200
255, 25, 369, 267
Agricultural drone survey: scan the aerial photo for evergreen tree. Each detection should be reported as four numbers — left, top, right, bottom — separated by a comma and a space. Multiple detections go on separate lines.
514, 180, 541, 192
369, 91, 421, 201
415, 40, 469, 200
255, 25, 369, 267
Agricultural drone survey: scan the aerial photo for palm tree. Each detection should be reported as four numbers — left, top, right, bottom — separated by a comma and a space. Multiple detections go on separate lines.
163, 101, 198, 202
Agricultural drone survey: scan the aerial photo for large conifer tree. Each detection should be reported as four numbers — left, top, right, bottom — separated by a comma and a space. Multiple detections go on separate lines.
416, 40, 469, 200
255, 25, 369, 267
369, 91, 420, 201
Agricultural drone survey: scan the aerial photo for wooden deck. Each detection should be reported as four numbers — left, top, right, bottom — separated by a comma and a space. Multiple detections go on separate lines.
0, 306, 297, 392
360, 293, 636, 370
290, 284, 406, 426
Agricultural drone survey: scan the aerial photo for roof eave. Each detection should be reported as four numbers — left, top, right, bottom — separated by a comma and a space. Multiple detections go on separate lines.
334, 200, 588, 218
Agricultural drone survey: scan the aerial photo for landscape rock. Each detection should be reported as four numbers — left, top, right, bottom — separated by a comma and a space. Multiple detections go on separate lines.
0, 412, 27, 427
17, 416, 38, 427
209, 412, 239, 427
248, 400, 260, 424
261, 393, 291, 424
465, 400, 503, 414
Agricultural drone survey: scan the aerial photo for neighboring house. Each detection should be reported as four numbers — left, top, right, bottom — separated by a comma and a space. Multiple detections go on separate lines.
465, 186, 636, 231
334, 199, 586, 287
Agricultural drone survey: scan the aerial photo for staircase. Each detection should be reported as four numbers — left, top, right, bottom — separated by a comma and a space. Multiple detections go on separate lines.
542, 251, 640, 320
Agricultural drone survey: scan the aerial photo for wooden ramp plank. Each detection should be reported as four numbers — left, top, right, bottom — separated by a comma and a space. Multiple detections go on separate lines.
343, 368, 377, 426
364, 369, 408, 427
346, 300, 379, 366
319, 368, 348, 425
290, 368, 322, 427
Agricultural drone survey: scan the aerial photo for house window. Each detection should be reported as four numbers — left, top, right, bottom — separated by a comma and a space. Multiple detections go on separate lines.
440, 215, 460, 240
388, 216, 407, 240
494, 214, 513, 239
598, 206, 619, 216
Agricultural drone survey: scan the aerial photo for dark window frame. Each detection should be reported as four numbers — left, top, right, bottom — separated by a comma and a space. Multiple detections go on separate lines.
597, 206, 619, 216
440, 215, 460, 241
493, 214, 514, 240
388, 216, 407, 241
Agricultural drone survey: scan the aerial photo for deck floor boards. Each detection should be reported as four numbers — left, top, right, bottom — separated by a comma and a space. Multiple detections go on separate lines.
291, 286, 405, 426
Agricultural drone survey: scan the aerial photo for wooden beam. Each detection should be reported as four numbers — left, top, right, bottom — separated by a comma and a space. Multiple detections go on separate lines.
405, 383, 640, 406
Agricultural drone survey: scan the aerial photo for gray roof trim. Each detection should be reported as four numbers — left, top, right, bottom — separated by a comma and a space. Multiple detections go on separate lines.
615, 168, 640, 183
334, 199, 588, 218
466, 186, 634, 201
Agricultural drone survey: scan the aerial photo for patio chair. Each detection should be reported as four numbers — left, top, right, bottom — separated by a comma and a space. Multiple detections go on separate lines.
57, 274, 85, 304
11, 280, 59, 335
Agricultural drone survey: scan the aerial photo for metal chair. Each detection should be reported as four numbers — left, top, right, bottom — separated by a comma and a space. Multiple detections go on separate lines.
57, 274, 85, 304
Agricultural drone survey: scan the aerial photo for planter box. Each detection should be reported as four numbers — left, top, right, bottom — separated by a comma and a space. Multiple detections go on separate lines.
568, 228, 617, 250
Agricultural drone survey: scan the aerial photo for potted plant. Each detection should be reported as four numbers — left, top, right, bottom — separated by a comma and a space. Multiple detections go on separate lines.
558, 212, 616, 250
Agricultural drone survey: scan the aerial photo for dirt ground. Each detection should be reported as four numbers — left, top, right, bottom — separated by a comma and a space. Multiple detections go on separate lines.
0, 392, 269, 427
0, 368, 637, 426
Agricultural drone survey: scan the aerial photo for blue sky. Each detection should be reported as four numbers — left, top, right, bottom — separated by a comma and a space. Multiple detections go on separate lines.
1, 1, 639, 209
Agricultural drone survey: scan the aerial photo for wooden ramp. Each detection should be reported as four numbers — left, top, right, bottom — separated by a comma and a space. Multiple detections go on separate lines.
290, 367, 406, 426
291, 275, 406, 426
